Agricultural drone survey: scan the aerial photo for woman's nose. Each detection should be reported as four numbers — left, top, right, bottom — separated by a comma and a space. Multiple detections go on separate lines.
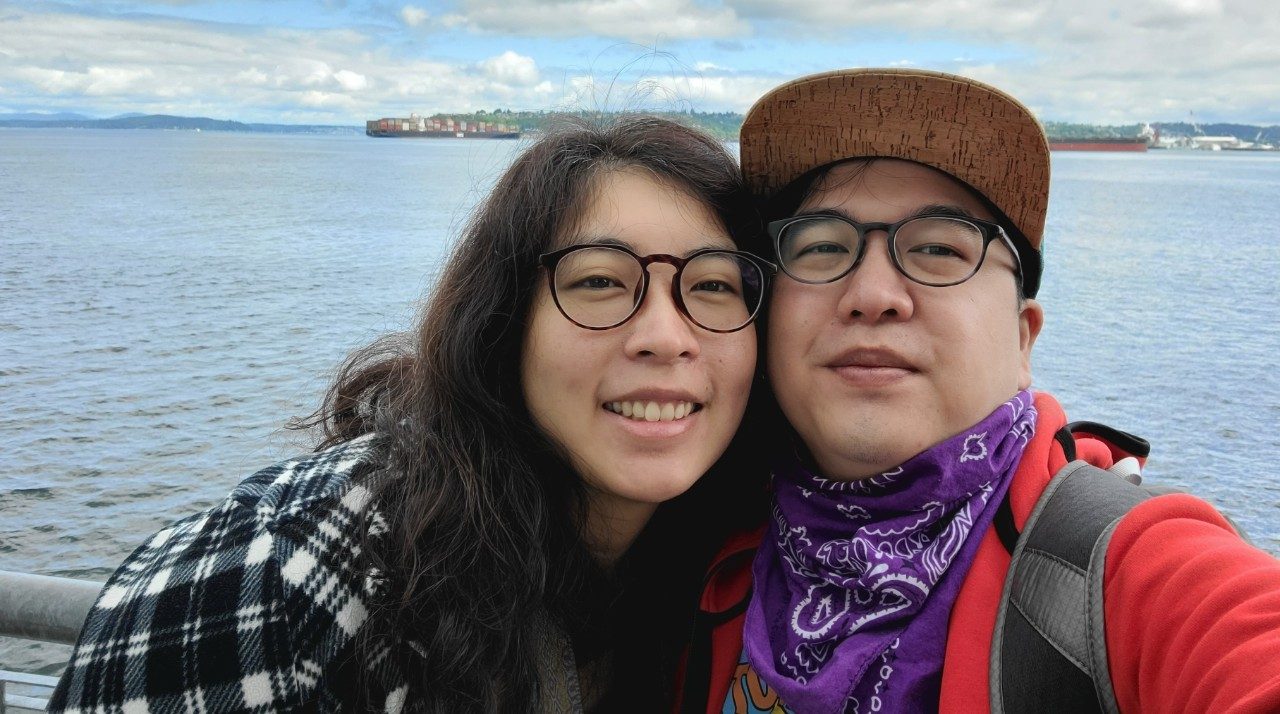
623, 270, 701, 361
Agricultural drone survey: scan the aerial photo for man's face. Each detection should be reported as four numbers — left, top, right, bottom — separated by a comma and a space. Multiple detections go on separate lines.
766, 159, 1043, 480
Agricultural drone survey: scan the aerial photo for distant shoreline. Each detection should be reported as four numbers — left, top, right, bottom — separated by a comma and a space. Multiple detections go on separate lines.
2, 112, 1278, 145
0, 115, 359, 134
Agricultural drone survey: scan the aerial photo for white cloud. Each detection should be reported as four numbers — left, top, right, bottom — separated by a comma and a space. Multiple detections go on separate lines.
452, 0, 749, 41
478, 51, 539, 86
0, 9, 570, 122
726, 0, 1047, 35
299, 90, 358, 108
722, 0, 1280, 123
11, 65, 157, 97
548, 68, 783, 114
639, 73, 784, 111
400, 5, 429, 27
1164, 0, 1224, 16
333, 69, 368, 92
1, 1, 1278, 125
294, 60, 336, 87
235, 68, 270, 86
439, 13, 468, 29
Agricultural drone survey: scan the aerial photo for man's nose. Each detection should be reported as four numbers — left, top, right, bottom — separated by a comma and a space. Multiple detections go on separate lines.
834, 233, 915, 323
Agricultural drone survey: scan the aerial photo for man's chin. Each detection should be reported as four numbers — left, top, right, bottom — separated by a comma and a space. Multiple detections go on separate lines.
811, 427, 930, 481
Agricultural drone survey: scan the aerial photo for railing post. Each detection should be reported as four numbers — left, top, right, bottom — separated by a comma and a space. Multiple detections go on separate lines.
0, 571, 104, 645
1, 571, 104, 712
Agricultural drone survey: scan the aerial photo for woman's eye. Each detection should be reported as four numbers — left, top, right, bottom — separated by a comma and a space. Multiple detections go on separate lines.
691, 280, 737, 294
574, 275, 622, 289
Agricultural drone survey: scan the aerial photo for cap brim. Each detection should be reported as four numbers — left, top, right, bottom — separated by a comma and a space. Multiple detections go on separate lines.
740, 68, 1050, 254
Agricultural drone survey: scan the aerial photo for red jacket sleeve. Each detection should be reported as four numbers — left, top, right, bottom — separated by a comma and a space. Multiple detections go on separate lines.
1104, 493, 1280, 713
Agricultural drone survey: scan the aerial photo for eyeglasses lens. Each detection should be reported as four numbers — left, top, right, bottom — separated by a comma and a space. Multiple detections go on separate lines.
680, 252, 764, 331
778, 216, 986, 285
552, 247, 645, 329
894, 218, 986, 285
552, 247, 763, 331
777, 218, 857, 282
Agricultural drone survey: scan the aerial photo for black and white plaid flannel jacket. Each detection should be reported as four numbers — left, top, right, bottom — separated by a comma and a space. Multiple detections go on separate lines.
48, 433, 413, 713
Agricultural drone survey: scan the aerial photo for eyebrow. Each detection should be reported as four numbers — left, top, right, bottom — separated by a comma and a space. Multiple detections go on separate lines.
566, 236, 736, 257
793, 203, 981, 222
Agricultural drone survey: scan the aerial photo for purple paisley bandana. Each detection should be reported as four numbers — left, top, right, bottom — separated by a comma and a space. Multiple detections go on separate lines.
744, 391, 1037, 714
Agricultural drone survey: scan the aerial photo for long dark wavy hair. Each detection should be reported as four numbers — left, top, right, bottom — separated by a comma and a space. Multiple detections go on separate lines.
301, 115, 769, 711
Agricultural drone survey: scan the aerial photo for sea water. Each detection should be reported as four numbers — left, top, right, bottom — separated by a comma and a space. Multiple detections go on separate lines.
2, 130, 1278, 673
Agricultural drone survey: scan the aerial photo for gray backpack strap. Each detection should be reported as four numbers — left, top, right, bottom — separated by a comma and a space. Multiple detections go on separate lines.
990, 460, 1154, 714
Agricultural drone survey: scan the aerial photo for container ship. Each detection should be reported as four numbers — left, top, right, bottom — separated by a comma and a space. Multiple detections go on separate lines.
1048, 137, 1148, 152
366, 114, 520, 139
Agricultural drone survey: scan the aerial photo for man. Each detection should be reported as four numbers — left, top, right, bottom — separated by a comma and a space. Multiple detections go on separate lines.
681, 69, 1280, 713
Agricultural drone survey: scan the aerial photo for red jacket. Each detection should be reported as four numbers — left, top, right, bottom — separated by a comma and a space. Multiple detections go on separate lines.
686, 392, 1280, 713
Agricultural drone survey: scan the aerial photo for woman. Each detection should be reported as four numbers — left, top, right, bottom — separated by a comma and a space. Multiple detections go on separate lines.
49, 116, 773, 713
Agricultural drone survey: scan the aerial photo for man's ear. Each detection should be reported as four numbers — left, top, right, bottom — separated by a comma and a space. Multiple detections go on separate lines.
1017, 298, 1044, 390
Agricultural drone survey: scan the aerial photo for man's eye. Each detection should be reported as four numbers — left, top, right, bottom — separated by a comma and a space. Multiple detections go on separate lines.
910, 243, 964, 258
797, 242, 849, 256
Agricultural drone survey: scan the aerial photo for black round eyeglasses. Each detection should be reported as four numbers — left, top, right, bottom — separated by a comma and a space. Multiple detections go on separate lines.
768, 212, 1023, 287
538, 244, 775, 333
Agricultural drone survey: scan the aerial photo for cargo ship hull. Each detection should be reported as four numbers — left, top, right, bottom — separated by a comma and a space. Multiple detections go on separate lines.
1049, 138, 1148, 152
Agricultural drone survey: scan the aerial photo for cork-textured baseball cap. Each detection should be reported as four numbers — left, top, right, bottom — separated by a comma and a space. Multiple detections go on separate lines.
740, 68, 1049, 297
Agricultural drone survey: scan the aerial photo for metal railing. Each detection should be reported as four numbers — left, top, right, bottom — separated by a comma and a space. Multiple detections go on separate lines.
0, 571, 103, 713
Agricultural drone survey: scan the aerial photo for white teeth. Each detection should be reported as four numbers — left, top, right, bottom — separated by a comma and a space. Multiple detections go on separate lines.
604, 400, 698, 422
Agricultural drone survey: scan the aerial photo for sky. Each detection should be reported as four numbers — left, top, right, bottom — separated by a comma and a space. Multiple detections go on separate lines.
1, 0, 1277, 126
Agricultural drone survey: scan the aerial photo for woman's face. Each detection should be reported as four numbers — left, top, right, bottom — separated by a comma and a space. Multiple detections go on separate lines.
521, 168, 757, 543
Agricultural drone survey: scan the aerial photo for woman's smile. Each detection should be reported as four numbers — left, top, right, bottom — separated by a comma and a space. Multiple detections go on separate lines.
604, 400, 702, 422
